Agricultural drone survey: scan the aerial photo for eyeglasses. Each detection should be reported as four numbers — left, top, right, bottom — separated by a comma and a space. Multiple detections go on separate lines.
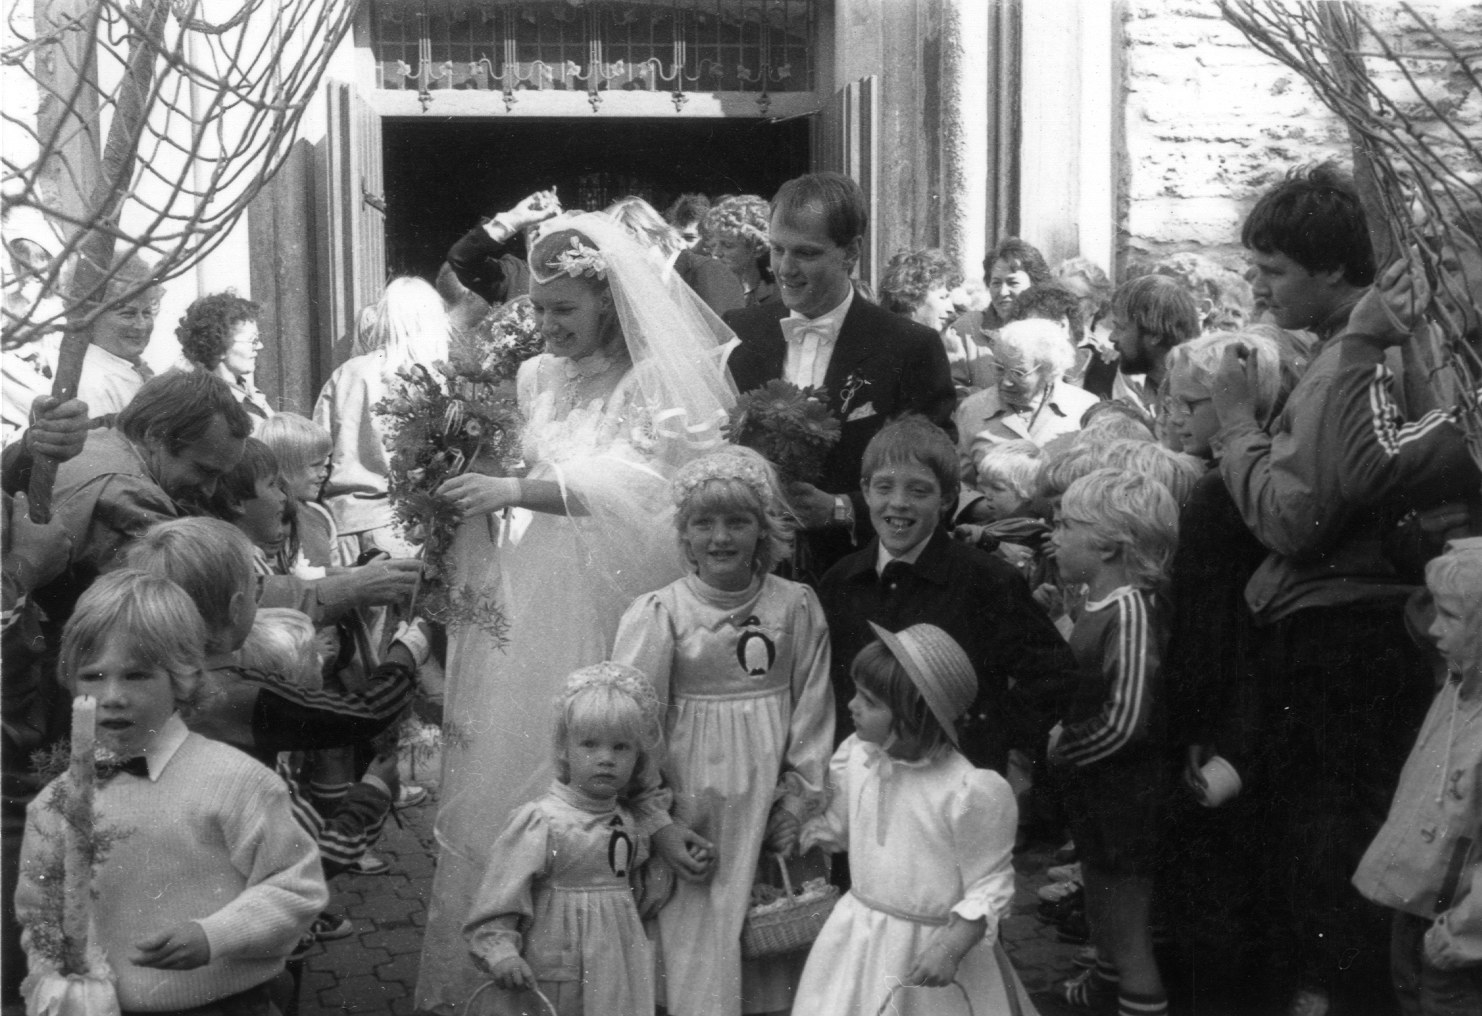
999, 365, 1034, 383
1167, 395, 1212, 418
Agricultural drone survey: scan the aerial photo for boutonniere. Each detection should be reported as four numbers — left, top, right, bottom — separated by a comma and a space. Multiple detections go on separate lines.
838, 371, 868, 417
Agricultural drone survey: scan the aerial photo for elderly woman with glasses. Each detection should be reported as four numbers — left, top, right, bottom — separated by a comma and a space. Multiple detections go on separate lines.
953, 317, 1100, 474
175, 291, 273, 429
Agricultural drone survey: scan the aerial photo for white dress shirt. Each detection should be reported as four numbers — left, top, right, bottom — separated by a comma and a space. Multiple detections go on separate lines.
781, 287, 854, 390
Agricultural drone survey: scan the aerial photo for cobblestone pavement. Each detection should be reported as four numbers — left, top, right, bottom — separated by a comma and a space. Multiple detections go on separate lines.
298, 773, 1085, 1016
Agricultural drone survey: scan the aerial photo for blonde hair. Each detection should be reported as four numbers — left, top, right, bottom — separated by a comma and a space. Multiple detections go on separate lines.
552, 663, 663, 792
59, 571, 205, 710
1035, 439, 1110, 502
672, 446, 792, 575
1098, 439, 1207, 509
1060, 468, 1180, 589
363, 277, 451, 378
238, 608, 321, 690
257, 413, 331, 493
605, 196, 683, 257
974, 439, 1042, 502
126, 517, 256, 652
1165, 329, 1286, 425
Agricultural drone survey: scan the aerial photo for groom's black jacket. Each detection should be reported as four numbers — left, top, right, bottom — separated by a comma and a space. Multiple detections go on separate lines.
724, 297, 956, 576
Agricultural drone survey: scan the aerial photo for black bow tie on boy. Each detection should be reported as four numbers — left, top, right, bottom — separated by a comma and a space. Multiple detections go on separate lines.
95, 756, 150, 782
879, 560, 914, 589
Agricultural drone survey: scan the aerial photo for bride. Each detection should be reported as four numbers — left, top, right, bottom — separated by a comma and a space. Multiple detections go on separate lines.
416, 211, 737, 1012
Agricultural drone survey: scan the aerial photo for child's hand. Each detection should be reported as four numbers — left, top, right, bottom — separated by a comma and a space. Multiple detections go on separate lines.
132, 921, 210, 969
490, 955, 537, 992
764, 807, 800, 857
904, 939, 963, 987
904, 915, 984, 987
652, 823, 717, 883
952, 523, 989, 548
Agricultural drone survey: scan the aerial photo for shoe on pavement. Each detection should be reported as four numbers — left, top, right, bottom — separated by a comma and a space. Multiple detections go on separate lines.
354, 853, 391, 875
395, 784, 429, 809
1037, 878, 1083, 905
1059, 966, 1117, 1012
1047, 862, 1081, 883
311, 912, 354, 941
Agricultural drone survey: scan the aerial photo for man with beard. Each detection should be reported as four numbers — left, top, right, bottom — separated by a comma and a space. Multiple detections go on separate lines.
1106, 273, 1202, 426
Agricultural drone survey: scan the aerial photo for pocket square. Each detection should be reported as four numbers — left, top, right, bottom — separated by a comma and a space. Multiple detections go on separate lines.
846, 401, 877, 423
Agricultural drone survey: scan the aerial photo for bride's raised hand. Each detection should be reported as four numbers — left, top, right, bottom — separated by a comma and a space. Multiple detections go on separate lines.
437, 474, 521, 519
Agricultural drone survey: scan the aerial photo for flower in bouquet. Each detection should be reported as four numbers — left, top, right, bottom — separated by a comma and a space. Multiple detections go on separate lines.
376, 301, 544, 636
726, 379, 841, 485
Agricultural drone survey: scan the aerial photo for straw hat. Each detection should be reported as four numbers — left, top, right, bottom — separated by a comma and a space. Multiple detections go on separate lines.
867, 622, 976, 745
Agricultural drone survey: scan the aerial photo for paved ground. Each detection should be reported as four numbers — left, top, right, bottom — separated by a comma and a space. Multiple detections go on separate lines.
297, 760, 1086, 1016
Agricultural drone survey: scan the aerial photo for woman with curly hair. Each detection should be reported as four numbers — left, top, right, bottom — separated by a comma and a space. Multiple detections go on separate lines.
703, 194, 777, 306
175, 290, 273, 427
880, 247, 964, 332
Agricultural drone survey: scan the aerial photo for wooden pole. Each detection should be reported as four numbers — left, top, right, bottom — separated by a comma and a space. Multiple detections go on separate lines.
28, 0, 170, 524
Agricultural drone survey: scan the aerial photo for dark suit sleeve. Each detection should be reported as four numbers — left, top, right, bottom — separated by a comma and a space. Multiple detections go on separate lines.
684, 255, 745, 315
900, 324, 958, 438
983, 564, 1076, 760
447, 225, 522, 305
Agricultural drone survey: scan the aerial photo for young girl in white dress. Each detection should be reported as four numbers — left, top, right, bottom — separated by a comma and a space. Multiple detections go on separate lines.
612, 447, 834, 1016
463, 662, 663, 1016
794, 623, 1037, 1016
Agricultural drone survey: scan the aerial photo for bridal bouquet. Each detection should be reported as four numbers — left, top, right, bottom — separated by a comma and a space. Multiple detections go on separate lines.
726, 379, 841, 484
376, 298, 543, 634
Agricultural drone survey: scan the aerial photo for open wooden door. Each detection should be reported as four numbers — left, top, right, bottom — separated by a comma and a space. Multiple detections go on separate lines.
316, 80, 387, 373
813, 75, 879, 290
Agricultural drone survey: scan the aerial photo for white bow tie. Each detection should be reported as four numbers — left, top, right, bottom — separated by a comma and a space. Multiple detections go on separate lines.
780, 315, 837, 347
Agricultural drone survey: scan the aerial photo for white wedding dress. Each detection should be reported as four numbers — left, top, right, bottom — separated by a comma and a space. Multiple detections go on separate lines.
416, 212, 737, 1014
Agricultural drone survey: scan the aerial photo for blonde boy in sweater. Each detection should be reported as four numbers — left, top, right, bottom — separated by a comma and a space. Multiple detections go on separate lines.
15, 570, 326, 1015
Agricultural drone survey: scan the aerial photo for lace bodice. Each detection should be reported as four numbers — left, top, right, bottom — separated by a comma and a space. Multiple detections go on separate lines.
516, 352, 656, 465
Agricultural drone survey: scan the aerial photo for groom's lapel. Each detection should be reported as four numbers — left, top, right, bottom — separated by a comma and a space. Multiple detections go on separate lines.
821, 298, 883, 412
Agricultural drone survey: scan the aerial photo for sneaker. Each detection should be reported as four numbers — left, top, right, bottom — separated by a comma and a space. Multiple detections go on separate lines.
1037, 878, 1083, 905
1072, 944, 1099, 969
354, 853, 391, 876
289, 930, 318, 961
1047, 862, 1081, 883
395, 784, 429, 809
1059, 967, 1116, 1012
311, 912, 354, 941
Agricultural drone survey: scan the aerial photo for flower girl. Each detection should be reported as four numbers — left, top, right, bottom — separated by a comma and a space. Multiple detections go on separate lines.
463, 662, 661, 1016
793, 623, 1036, 1016
612, 447, 834, 1016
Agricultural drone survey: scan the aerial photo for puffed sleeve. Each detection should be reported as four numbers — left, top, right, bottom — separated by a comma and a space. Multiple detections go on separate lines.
947, 767, 1018, 940
464, 802, 554, 969
611, 589, 679, 836
799, 737, 854, 855
776, 584, 834, 821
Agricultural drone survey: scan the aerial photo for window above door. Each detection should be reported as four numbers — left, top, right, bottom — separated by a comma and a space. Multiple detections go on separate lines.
367, 0, 824, 117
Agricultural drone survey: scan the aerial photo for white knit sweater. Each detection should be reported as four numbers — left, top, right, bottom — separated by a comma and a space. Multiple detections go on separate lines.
17, 717, 328, 1010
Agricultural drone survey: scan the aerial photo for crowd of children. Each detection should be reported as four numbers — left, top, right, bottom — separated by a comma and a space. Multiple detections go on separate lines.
1, 156, 1479, 1016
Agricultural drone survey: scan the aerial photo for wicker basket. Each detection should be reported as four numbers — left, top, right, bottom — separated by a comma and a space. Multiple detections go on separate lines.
740, 853, 839, 960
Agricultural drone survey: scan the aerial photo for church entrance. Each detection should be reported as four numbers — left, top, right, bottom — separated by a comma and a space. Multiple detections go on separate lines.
382, 117, 811, 278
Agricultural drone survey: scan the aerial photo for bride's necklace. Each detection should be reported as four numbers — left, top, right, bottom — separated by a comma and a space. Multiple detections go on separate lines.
557, 348, 628, 409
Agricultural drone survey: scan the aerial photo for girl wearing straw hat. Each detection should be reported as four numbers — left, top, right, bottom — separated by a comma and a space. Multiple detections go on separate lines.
793, 623, 1038, 1016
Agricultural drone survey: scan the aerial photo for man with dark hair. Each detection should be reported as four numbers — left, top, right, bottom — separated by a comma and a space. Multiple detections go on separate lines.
664, 192, 711, 249
1210, 170, 1477, 1015
725, 172, 956, 580
1242, 161, 1376, 340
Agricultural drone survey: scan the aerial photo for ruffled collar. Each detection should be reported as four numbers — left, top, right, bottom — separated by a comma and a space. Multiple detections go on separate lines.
560, 348, 628, 381
550, 778, 620, 815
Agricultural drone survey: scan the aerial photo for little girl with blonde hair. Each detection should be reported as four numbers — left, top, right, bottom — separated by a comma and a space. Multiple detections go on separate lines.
613, 445, 834, 1016
464, 662, 663, 1016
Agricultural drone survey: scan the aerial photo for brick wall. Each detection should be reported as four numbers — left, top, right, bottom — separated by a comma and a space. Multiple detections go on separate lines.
1118, 0, 1482, 274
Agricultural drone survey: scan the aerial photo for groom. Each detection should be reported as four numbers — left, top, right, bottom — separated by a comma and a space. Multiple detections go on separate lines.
724, 172, 956, 578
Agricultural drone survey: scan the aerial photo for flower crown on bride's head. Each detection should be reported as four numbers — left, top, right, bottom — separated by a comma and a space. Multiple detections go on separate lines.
533, 235, 609, 284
